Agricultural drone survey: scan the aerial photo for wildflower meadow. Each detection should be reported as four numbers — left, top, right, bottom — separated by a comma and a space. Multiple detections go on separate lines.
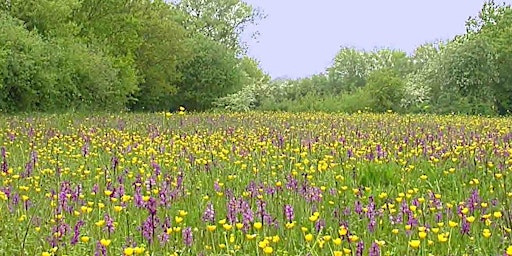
1, 111, 512, 256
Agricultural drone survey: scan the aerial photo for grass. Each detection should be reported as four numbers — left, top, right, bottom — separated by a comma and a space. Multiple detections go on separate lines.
0, 111, 511, 256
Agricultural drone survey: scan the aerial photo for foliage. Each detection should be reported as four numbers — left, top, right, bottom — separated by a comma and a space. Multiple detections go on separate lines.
0, 0, 265, 113
171, 35, 244, 111
365, 68, 405, 113
173, 0, 266, 54
2, 112, 512, 254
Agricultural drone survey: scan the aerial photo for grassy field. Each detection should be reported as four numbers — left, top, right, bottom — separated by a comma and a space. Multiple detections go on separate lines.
0, 111, 511, 256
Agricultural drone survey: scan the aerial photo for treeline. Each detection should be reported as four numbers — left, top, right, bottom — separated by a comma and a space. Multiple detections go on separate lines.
0, 0, 269, 113
4, 1, 512, 116
218, 1, 512, 116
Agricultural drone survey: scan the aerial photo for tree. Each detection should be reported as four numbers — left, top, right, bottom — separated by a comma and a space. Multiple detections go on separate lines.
466, 0, 512, 114
130, 2, 192, 111
365, 68, 405, 112
369, 48, 412, 78
327, 46, 373, 94
173, 0, 266, 54
171, 34, 244, 111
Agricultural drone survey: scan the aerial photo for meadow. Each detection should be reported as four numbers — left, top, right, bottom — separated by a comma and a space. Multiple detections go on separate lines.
1, 111, 511, 256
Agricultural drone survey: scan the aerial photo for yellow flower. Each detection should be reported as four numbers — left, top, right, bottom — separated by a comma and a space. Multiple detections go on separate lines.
207, 225, 216, 232
482, 229, 492, 238
494, 211, 503, 218
339, 226, 348, 236
448, 221, 458, 228
123, 247, 134, 256
333, 238, 342, 246
506, 245, 512, 256
437, 233, 448, 242
95, 220, 105, 227
419, 231, 427, 239
263, 246, 273, 254
254, 222, 263, 230
333, 251, 343, 256
100, 239, 111, 247
41, 252, 51, 256
348, 235, 359, 242
305, 234, 314, 242
246, 234, 257, 240
258, 240, 269, 248
80, 236, 90, 243
409, 239, 421, 249
285, 221, 295, 229
343, 248, 351, 254
134, 247, 145, 255
222, 223, 232, 231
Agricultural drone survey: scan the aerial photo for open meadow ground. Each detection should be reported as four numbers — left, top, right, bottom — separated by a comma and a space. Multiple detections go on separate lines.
1, 112, 512, 256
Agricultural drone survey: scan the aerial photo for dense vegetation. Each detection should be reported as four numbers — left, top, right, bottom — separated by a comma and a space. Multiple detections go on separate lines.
1, 0, 512, 115
0, 0, 268, 113
2, 112, 512, 255
220, 1, 512, 116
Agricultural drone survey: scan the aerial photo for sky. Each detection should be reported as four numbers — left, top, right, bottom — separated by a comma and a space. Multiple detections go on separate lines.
242, 0, 509, 79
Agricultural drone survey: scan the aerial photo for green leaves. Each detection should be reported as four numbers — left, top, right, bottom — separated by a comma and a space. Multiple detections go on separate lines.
175, 0, 265, 54
172, 34, 244, 111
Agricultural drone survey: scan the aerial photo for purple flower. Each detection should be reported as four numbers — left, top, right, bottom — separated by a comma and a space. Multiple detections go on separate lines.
182, 227, 193, 247
95, 241, 107, 256
104, 214, 115, 235
284, 204, 294, 221
356, 241, 364, 256
202, 202, 215, 223
461, 217, 470, 235
71, 220, 85, 245
369, 241, 380, 256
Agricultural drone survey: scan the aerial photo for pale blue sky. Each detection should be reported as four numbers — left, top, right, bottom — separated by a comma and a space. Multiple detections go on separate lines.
243, 0, 509, 79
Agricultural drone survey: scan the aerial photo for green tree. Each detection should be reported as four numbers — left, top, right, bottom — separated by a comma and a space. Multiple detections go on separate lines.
365, 68, 405, 112
327, 46, 373, 93
173, 0, 265, 53
466, 0, 512, 114
171, 35, 243, 111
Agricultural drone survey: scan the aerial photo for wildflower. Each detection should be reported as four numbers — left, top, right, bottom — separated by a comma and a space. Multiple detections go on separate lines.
284, 204, 294, 221
206, 225, 216, 232
202, 202, 215, 223
506, 245, 512, 256
368, 242, 380, 256
409, 240, 421, 249
134, 246, 145, 254
305, 233, 314, 242
482, 229, 491, 238
263, 246, 273, 254
100, 239, 111, 247
285, 222, 295, 229
124, 247, 135, 256
437, 233, 448, 242
182, 227, 193, 247
339, 226, 348, 236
